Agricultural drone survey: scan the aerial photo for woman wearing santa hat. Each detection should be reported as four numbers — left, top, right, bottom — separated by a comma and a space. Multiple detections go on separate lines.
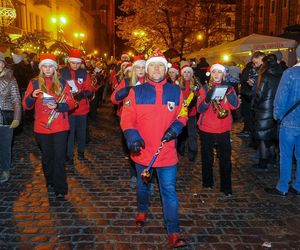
177, 64, 199, 162
111, 56, 146, 189
197, 63, 240, 197
60, 49, 98, 165
22, 54, 75, 198
167, 63, 180, 85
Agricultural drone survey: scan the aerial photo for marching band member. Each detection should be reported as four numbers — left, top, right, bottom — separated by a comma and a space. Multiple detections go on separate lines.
22, 54, 75, 198
197, 63, 240, 196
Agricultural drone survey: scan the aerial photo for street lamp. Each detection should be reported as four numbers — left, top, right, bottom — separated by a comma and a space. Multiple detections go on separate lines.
51, 16, 67, 41
73, 32, 86, 49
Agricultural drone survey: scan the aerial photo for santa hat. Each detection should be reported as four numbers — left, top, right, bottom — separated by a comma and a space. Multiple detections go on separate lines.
121, 61, 130, 70
123, 63, 132, 75
38, 53, 57, 69
180, 65, 194, 76
121, 52, 130, 62
133, 55, 146, 67
12, 54, 23, 64
68, 49, 82, 63
168, 63, 179, 75
210, 63, 226, 73
145, 49, 168, 72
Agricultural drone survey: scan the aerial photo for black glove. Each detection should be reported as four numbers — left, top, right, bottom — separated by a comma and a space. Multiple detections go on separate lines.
205, 88, 214, 103
161, 127, 177, 142
129, 139, 145, 153
73, 92, 84, 101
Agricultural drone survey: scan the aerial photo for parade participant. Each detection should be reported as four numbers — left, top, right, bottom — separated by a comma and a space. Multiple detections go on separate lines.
265, 45, 300, 196
0, 53, 21, 184
22, 54, 75, 198
197, 63, 240, 196
111, 56, 146, 189
121, 49, 187, 248
60, 49, 97, 165
167, 63, 179, 85
177, 64, 199, 162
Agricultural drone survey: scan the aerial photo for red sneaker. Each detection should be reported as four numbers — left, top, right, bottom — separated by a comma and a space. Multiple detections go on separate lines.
168, 233, 187, 248
135, 212, 147, 227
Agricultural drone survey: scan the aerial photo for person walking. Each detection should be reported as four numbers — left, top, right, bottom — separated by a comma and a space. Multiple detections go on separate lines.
0, 53, 21, 184
197, 63, 240, 196
22, 54, 75, 198
265, 45, 300, 196
120, 49, 187, 248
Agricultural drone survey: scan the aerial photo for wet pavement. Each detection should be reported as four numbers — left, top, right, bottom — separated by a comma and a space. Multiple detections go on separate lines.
1, 102, 300, 250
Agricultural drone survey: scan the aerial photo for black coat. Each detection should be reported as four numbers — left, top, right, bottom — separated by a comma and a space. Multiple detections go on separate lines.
252, 64, 282, 141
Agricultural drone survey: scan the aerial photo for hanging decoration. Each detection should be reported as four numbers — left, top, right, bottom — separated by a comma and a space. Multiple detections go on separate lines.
0, 0, 16, 27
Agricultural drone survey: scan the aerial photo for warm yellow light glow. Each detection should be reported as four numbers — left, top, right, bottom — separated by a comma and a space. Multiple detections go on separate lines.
104, 53, 107, 57
79, 33, 85, 37
74, 33, 79, 37
94, 50, 98, 55
51, 17, 57, 24
60, 16, 67, 24
223, 54, 230, 62
197, 34, 203, 40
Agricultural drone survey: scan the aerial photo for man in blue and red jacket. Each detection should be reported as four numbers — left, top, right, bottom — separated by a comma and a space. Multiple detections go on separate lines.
60, 49, 97, 164
120, 49, 187, 248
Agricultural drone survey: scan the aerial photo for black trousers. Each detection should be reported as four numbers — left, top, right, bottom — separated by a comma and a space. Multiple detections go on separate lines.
199, 130, 232, 192
35, 131, 69, 195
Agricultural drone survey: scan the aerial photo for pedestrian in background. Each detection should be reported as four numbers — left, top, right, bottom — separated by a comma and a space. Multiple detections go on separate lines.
22, 54, 75, 198
0, 53, 21, 184
265, 45, 300, 196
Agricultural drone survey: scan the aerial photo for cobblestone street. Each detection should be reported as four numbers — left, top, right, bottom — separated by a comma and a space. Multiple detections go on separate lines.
1, 102, 300, 250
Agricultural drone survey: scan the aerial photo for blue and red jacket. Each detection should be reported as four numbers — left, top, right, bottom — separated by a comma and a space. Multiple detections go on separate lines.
111, 77, 145, 116
120, 78, 187, 168
60, 66, 97, 116
197, 82, 240, 133
22, 77, 75, 134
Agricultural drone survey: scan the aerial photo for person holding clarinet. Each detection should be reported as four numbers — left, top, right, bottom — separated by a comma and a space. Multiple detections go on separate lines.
22, 54, 75, 199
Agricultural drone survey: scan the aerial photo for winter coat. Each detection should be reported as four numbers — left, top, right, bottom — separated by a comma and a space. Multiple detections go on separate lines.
252, 64, 282, 141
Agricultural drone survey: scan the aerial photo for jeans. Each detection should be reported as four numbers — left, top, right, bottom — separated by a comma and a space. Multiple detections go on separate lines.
36, 131, 69, 194
0, 126, 13, 171
276, 126, 300, 192
67, 114, 87, 160
136, 164, 179, 234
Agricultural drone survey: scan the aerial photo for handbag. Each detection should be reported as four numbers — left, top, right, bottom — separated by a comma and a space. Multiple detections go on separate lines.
0, 108, 14, 125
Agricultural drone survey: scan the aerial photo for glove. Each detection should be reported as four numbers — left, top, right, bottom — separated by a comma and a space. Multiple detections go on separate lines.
10, 120, 20, 129
205, 88, 214, 103
129, 139, 145, 153
73, 92, 84, 101
161, 127, 177, 142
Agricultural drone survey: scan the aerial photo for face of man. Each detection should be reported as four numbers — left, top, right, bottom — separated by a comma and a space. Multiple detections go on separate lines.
41, 64, 56, 77
135, 65, 145, 78
252, 56, 263, 69
211, 69, 224, 83
69, 61, 81, 71
182, 70, 192, 81
147, 62, 165, 82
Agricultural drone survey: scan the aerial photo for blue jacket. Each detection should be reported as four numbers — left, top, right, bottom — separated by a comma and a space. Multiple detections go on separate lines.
274, 64, 300, 128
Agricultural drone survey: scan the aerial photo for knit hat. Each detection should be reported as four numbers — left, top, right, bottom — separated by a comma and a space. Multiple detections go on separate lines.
39, 53, 57, 69
68, 49, 82, 63
123, 63, 132, 75
145, 49, 168, 72
296, 44, 300, 59
12, 54, 23, 64
168, 63, 179, 75
133, 55, 146, 67
181, 65, 194, 76
210, 63, 226, 73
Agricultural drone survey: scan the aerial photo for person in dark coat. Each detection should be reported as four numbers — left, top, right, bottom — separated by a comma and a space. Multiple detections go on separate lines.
195, 57, 209, 85
251, 54, 283, 169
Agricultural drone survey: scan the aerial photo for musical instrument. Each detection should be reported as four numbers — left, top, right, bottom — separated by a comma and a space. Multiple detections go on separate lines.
46, 94, 66, 128
207, 81, 228, 119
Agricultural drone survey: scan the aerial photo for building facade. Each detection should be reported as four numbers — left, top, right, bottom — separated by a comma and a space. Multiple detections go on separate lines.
235, 0, 300, 38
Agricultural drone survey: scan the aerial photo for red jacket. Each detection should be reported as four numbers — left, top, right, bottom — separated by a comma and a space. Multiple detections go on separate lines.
120, 79, 187, 168
197, 82, 240, 133
111, 77, 145, 116
180, 80, 197, 117
60, 67, 97, 116
22, 77, 75, 134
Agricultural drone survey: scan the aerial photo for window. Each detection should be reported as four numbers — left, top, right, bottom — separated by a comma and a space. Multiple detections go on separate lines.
36, 15, 39, 30
271, 0, 275, 14
226, 17, 231, 27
